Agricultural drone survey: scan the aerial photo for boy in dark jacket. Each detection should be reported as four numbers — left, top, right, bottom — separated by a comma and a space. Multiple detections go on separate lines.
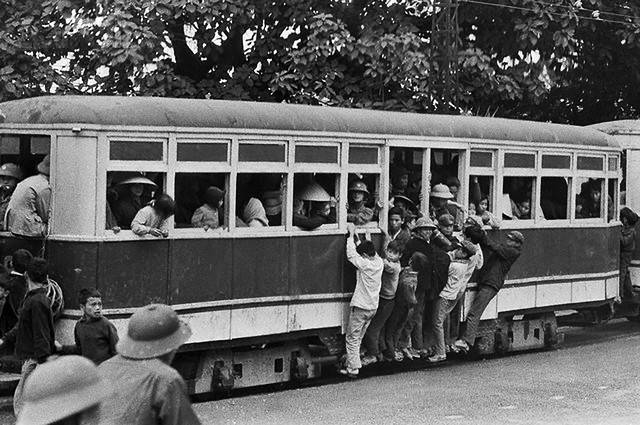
0, 258, 55, 416
59, 288, 119, 365
619, 207, 638, 300
454, 230, 524, 352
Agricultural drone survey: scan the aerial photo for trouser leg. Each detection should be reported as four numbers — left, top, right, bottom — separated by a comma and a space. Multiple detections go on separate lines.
621, 252, 634, 297
400, 293, 425, 350
461, 286, 498, 346
362, 298, 394, 356
433, 297, 459, 357
345, 307, 377, 371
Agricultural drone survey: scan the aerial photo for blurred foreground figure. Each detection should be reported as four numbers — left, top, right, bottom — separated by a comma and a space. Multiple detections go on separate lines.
97, 303, 201, 425
17, 355, 110, 425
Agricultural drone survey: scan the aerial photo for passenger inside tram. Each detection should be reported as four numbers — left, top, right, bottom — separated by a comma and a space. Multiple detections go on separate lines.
293, 177, 337, 230
347, 178, 374, 225
235, 173, 284, 228
191, 186, 224, 230
111, 173, 158, 230
501, 177, 533, 220
131, 193, 175, 237
0, 163, 22, 231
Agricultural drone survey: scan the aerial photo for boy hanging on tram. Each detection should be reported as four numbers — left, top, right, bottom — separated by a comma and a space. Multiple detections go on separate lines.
619, 207, 639, 302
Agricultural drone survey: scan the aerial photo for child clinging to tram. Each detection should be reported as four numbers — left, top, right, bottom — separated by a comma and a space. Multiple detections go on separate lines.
340, 223, 384, 378
619, 207, 639, 301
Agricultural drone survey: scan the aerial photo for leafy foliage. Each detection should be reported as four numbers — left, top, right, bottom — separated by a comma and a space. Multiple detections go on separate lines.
1, 0, 640, 123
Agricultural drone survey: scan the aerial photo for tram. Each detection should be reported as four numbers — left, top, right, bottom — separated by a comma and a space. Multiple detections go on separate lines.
0, 96, 623, 394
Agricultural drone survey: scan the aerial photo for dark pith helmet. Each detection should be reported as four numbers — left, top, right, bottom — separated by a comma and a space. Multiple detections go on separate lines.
0, 163, 22, 181
349, 180, 369, 195
117, 304, 192, 359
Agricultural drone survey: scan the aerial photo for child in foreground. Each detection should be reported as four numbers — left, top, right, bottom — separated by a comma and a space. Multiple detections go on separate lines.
59, 288, 118, 365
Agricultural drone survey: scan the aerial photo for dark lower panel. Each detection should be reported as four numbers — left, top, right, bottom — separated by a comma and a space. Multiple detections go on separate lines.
290, 235, 344, 296
232, 237, 289, 299
97, 240, 169, 308
47, 240, 98, 307
168, 238, 233, 304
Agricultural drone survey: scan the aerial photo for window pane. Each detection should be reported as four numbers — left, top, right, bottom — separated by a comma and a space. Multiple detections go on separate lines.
108, 172, 164, 229
348, 173, 379, 225
607, 179, 617, 222
0, 136, 20, 155
542, 155, 571, 169
175, 173, 227, 228
349, 146, 378, 164
31, 136, 51, 154
540, 177, 568, 220
502, 177, 534, 220
110, 141, 163, 161
389, 147, 423, 209
470, 151, 493, 168
577, 156, 604, 171
293, 173, 337, 228
504, 152, 535, 168
608, 157, 618, 172
295, 145, 339, 164
177, 143, 227, 162
236, 173, 285, 227
239, 143, 285, 162
469, 176, 499, 228
576, 178, 604, 219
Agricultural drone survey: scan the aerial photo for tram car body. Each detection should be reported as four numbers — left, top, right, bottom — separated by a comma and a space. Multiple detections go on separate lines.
0, 96, 622, 393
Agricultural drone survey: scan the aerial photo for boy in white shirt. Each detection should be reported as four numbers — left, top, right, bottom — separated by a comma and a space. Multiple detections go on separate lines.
340, 223, 384, 378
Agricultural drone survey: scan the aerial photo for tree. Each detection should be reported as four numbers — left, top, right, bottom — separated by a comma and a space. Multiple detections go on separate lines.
1, 0, 640, 124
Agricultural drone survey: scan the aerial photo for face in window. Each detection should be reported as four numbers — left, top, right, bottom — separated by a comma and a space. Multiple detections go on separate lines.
314, 201, 331, 218
469, 203, 477, 216
388, 213, 403, 233
478, 198, 489, 214
518, 201, 531, 218
350, 191, 365, 204
590, 188, 601, 204
130, 183, 144, 197
0, 176, 18, 195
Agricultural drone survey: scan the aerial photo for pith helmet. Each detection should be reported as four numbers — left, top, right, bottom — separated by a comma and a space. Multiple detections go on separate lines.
349, 180, 369, 195
297, 181, 331, 202
0, 163, 22, 180
17, 355, 111, 425
430, 183, 454, 199
117, 304, 192, 359
414, 216, 436, 230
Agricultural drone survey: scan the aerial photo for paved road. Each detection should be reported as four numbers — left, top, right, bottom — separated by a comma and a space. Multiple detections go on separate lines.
1, 319, 639, 424
195, 319, 640, 425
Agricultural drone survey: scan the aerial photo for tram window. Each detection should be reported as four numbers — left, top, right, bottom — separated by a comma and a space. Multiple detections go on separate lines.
576, 177, 604, 219
174, 173, 227, 229
540, 177, 569, 220
431, 149, 460, 188
110, 140, 164, 161
390, 147, 423, 208
502, 176, 534, 220
236, 173, 285, 227
293, 173, 338, 229
469, 176, 497, 226
347, 173, 379, 226
107, 171, 164, 230
0, 135, 50, 178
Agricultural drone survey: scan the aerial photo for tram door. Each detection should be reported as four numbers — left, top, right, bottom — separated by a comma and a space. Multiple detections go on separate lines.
388, 147, 466, 217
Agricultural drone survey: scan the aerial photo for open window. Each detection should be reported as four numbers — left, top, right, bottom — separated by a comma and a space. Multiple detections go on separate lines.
347, 144, 382, 227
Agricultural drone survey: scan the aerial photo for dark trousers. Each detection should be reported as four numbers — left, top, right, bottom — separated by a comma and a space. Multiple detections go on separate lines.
362, 298, 395, 356
621, 251, 634, 297
461, 285, 498, 346
383, 303, 413, 358
399, 292, 425, 350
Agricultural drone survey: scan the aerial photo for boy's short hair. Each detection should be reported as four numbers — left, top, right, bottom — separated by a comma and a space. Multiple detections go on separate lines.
78, 288, 102, 306
12, 249, 33, 273
26, 258, 48, 284
445, 176, 460, 188
409, 252, 427, 271
388, 206, 404, 219
356, 240, 377, 257
386, 240, 404, 255
464, 225, 484, 245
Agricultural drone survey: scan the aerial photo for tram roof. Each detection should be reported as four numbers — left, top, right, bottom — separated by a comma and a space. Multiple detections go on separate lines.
0, 96, 615, 147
